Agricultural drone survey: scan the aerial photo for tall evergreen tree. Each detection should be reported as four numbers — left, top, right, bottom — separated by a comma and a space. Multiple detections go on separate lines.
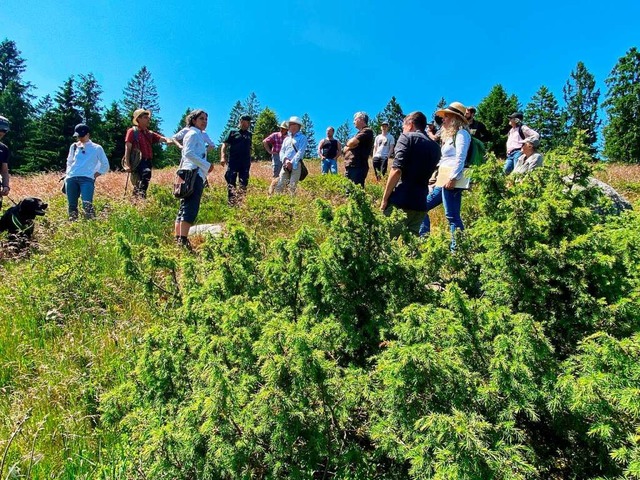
218, 100, 244, 145
76, 73, 104, 143
102, 101, 130, 170
0, 39, 34, 169
301, 113, 317, 158
563, 61, 601, 156
242, 92, 261, 127
335, 120, 352, 147
603, 47, 640, 163
252, 107, 278, 162
45, 76, 84, 170
476, 84, 520, 157
524, 85, 565, 151
21, 96, 61, 172
378, 96, 404, 142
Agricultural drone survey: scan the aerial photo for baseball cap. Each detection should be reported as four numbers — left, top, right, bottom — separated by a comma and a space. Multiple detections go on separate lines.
73, 123, 90, 137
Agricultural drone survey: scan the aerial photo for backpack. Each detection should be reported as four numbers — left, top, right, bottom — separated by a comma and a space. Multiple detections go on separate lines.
121, 127, 142, 172
453, 131, 487, 168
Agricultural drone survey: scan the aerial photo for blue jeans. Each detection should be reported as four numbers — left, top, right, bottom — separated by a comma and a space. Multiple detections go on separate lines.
271, 153, 282, 178
66, 176, 96, 219
321, 158, 338, 174
419, 186, 464, 250
504, 149, 521, 175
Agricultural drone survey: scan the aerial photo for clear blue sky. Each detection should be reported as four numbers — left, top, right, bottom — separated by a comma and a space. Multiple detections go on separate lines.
3, 0, 639, 139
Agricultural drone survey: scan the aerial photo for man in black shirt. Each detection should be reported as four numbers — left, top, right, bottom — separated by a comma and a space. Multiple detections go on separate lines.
221, 114, 253, 205
0, 116, 11, 198
380, 111, 441, 236
317, 126, 342, 174
465, 106, 490, 142
342, 111, 374, 187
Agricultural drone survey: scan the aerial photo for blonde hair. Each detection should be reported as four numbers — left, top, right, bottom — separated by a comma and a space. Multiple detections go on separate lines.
439, 113, 468, 143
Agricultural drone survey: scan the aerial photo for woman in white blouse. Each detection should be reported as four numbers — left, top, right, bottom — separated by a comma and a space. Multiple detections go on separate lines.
419, 102, 470, 250
173, 109, 213, 249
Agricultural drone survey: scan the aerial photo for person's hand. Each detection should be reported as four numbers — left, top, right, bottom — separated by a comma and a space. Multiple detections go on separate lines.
380, 199, 388, 211
285, 161, 293, 172
94, 172, 101, 179
220, 157, 227, 168
0, 185, 9, 196
444, 179, 456, 190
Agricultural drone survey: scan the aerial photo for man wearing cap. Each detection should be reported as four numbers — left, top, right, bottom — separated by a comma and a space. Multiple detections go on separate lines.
274, 116, 308, 195
504, 112, 539, 175
372, 121, 396, 180
464, 107, 490, 142
123, 109, 171, 198
343, 111, 374, 187
0, 116, 12, 197
380, 111, 441, 236
511, 138, 543, 175
263, 121, 289, 194
65, 124, 109, 220
221, 114, 253, 205
317, 126, 342, 175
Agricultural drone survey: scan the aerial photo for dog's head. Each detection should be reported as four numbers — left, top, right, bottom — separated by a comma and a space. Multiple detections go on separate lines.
18, 197, 48, 220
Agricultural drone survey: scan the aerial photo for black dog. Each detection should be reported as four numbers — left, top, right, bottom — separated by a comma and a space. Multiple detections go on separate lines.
0, 197, 48, 239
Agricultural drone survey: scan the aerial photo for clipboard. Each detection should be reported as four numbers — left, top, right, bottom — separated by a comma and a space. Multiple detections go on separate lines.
435, 166, 472, 189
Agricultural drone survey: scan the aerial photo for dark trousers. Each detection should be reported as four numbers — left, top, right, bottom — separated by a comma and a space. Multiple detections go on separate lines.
133, 159, 153, 198
345, 165, 369, 188
225, 166, 250, 205
372, 156, 388, 180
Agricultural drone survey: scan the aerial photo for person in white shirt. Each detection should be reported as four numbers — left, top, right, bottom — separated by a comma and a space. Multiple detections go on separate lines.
65, 123, 109, 220
372, 121, 395, 180
419, 102, 470, 251
511, 138, 543, 175
504, 112, 539, 174
172, 109, 214, 249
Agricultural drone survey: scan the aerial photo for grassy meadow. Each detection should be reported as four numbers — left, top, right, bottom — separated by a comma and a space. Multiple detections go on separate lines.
1, 156, 639, 479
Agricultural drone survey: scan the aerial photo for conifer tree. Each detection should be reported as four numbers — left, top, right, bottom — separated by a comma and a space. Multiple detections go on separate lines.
20, 96, 59, 172
335, 120, 352, 147
218, 100, 244, 145
378, 96, 404, 142
0, 39, 34, 169
252, 107, 278, 161
121, 66, 161, 120
101, 101, 130, 169
76, 73, 104, 143
563, 61, 601, 156
476, 85, 520, 157
242, 92, 261, 127
524, 85, 565, 151
301, 113, 317, 158
603, 47, 640, 163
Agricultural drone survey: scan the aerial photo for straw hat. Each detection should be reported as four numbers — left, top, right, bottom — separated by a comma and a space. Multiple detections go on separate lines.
435, 102, 468, 122
288, 116, 304, 126
132, 109, 151, 126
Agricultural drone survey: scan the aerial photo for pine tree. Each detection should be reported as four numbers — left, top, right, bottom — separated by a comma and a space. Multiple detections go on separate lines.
563, 61, 601, 156
76, 73, 104, 143
218, 100, 244, 145
524, 85, 565, 151
252, 107, 278, 162
121, 66, 161, 120
603, 47, 640, 163
20, 97, 60, 172
301, 113, 317, 158
335, 120, 352, 147
378, 96, 404, 142
476, 85, 520, 157
436, 97, 447, 110
102, 101, 130, 170
0, 39, 34, 169
242, 92, 261, 127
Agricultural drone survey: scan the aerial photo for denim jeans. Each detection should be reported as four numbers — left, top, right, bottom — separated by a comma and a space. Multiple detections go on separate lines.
504, 149, 522, 175
419, 186, 465, 250
66, 175, 96, 219
271, 153, 282, 178
321, 158, 338, 174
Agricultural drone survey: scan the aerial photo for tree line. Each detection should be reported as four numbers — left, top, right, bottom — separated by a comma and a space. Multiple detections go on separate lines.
1, 38, 639, 173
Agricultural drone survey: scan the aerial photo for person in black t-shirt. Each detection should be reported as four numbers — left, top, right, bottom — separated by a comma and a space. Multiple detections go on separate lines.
465, 106, 490, 142
221, 114, 253, 205
342, 112, 374, 187
317, 126, 342, 174
0, 116, 11, 197
380, 111, 441, 236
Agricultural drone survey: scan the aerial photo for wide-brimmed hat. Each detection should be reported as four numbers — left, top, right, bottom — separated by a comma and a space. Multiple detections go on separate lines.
508, 111, 524, 120
132, 109, 151, 126
288, 116, 304, 126
435, 102, 468, 122
279, 121, 289, 129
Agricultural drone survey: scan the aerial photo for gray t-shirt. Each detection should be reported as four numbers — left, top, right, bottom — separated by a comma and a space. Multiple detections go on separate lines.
373, 133, 395, 158
512, 152, 543, 175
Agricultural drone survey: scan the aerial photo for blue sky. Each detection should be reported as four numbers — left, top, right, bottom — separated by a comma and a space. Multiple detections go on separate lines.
3, 0, 639, 140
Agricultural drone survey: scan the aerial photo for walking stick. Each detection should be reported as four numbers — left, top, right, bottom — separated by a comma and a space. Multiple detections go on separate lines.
124, 171, 130, 197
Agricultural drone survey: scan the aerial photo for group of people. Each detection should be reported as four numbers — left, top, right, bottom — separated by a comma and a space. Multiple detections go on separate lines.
0, 102, 541, 250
